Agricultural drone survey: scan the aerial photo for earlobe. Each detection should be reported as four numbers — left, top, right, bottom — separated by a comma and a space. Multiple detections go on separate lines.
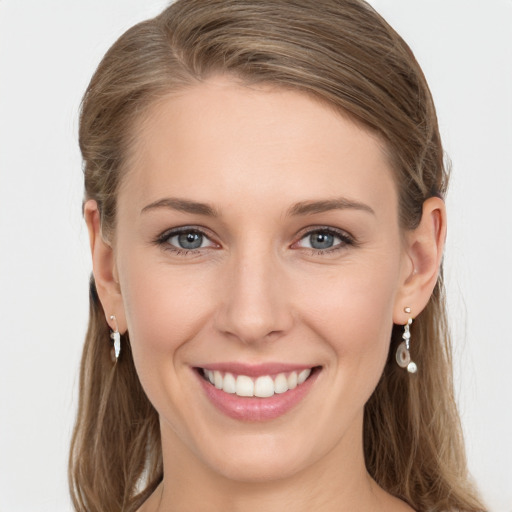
84, 199, 126, 332
393, 197, 447, 323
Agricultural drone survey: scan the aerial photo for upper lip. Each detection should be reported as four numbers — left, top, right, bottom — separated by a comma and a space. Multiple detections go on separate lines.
196, 362, 317, 377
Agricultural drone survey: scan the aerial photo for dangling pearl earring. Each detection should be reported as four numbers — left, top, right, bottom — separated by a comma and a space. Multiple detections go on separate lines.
110, 315, 121, 363
395, 307, 417, 373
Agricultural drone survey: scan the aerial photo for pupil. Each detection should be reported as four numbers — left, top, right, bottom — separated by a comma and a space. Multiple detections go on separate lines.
310, 232, 334, 249
178, 232, 202, 249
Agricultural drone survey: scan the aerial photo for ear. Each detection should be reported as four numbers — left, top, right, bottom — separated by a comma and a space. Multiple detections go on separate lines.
393, 196, 447, 324
84, 199, 127, 333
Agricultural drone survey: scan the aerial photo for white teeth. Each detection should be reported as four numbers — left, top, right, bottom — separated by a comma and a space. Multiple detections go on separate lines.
287, 372, 298, 390
223, 372, 236, 394
236, 375, 254, 397
214, 370, 223, 389
297, 368, 311, 384
254, 376, 275, 398
202, 368, 314, 397
274, 373, 289, 394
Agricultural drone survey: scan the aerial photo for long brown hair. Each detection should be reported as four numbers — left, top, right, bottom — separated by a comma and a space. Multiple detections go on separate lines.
69, 1, 485, 510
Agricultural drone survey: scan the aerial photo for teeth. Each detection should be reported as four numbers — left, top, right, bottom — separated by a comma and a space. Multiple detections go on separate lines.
202, 368, 312, 397
236, 375, 254, 397
274, 373, 289, 394
254, 376, 274, 398
214, 371, 223, 389
298, 369, 310, 384
287, 371, 298, 390
223, 372, 236, 394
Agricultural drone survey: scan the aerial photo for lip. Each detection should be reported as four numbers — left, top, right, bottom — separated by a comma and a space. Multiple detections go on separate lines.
195, 364, 320, 422
199, 362, 314, 378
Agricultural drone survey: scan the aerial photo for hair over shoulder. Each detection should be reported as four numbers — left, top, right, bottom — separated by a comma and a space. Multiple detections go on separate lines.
69, 1, 485, 511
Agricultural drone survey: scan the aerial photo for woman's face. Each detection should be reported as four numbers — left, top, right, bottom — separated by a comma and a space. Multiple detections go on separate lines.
112, 78, 412, 482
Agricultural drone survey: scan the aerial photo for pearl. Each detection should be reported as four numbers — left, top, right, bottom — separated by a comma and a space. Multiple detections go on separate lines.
407, 362, 418, 374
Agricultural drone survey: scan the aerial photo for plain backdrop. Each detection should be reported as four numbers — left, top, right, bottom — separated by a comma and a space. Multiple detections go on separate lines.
0, 1, 511, 510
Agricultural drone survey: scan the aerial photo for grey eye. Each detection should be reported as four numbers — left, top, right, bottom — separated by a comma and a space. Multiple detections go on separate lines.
168, 231, 212, 250
296, 229, 349, 251
308, 232, 335, 249
178, 232, 203, 249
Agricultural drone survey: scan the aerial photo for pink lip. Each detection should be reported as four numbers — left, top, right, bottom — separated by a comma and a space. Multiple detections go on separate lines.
199, 362, 314, 378
195, 365, 320, 422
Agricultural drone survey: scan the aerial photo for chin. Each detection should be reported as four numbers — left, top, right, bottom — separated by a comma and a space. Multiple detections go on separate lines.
205, 443, 312, 484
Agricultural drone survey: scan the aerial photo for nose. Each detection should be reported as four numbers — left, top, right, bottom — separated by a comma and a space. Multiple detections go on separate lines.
214, 247, 293, 345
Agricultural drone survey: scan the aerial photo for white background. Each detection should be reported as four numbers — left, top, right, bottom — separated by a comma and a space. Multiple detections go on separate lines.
0, 1, 511, 510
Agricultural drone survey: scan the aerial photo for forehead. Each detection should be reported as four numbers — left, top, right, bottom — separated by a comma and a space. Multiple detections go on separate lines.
120, 77, 397, 218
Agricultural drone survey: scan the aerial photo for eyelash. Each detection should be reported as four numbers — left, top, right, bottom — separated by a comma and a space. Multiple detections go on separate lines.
154, 226, 356, 257
154, 227, 216, 257
294, 227, 356, 255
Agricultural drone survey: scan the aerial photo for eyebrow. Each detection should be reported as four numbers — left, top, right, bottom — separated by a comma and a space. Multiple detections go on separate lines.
141, 198, 219, 217
140, 196, 375, 218
286, 198, 375, 216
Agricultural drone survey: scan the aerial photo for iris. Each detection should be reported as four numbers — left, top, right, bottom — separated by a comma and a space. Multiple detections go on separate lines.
309, 232, 335, 250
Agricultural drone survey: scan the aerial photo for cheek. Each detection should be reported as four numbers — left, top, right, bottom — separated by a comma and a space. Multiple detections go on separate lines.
296, 256, 400, 367
290, 258, 400, 433
116, 256, 223, 439
117, 252, 216, 383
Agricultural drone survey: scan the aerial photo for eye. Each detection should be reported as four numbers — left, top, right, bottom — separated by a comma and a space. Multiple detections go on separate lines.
302, 232, 337, 250
157, 228, 217, 252
169, 231, 207, 250
295, 228, 353, 252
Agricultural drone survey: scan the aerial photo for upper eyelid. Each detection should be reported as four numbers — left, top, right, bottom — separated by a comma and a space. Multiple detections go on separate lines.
157, 225, 215, 240
295, 225, 354, 241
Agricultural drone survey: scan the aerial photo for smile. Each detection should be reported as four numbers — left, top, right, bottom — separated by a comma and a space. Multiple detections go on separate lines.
201, 368, 312, 397
196, 364, 320, 421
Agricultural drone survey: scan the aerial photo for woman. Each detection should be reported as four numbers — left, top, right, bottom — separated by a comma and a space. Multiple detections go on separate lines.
69, 0, 485, 510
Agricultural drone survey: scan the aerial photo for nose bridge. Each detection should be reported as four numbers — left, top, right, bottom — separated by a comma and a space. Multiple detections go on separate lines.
216, 241, 290, 344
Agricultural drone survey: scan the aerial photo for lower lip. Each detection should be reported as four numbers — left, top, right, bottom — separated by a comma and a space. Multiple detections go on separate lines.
196, 369, 320, 422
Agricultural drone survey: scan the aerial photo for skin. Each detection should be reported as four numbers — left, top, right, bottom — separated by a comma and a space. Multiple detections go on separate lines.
85, 77, 446, 512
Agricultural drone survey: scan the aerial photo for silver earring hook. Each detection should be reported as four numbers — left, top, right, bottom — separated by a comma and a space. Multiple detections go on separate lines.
110, 315, 119, 332
109, 315, 121, 362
